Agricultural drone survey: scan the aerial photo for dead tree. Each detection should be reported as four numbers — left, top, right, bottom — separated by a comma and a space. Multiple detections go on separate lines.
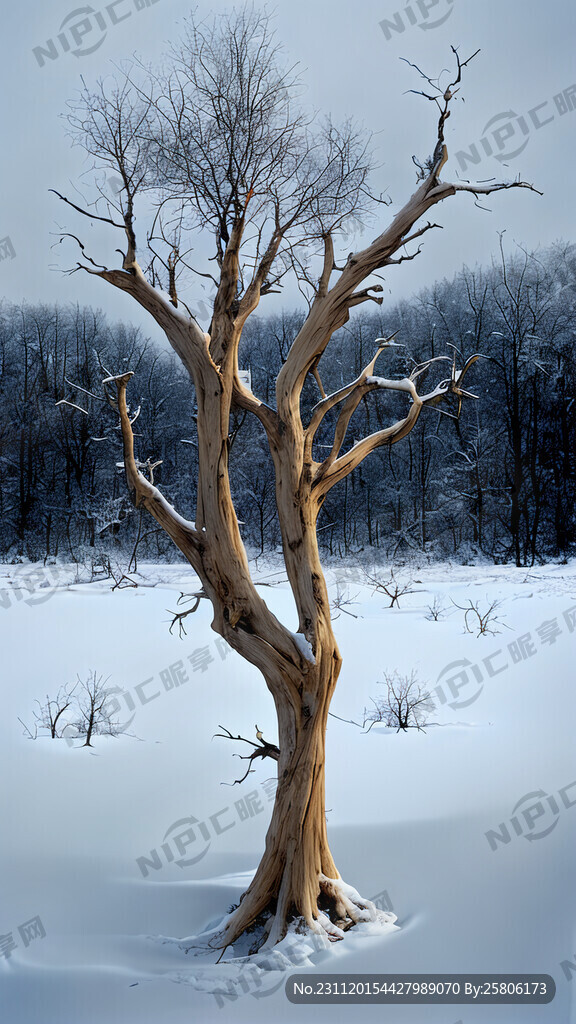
55, 7, 539, 950
75, 671, 117, 747
363, 670, 435, 732
363, 569, 417, 607
33, 682, 78, 738
451, 596, 506, 636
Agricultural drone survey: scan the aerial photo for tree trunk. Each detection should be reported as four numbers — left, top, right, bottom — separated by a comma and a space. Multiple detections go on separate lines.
220, 648, 341, 949
216, 444, 380, 948
83, 718, 94, 747
218, 630, 383, 950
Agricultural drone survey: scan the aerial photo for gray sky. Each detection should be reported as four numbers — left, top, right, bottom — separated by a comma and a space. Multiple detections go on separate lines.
1, 0, 575, 340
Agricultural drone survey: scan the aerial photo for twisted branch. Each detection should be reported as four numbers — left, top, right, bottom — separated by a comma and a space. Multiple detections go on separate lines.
215, 725, 280, 785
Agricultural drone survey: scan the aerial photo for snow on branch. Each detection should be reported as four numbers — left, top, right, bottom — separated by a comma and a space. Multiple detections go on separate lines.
312, 347, 481, 495
109, 373, 202, 556
305, 333, 400, 449
101, 371, 135, 385
55, 399, 89, 415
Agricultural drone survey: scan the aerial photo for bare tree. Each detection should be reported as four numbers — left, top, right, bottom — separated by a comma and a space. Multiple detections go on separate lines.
33, 682, 78, 738
330, 582, 361, 619
425, 594, 446, 621
363, 670, 435, 732
74, 671, 118, 747
363, 568, 417, 608
451, 596, 506, 636
55, 7, 538, 950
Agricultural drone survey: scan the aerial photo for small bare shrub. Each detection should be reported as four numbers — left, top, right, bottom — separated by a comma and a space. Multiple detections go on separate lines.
20, 673, 124, 747
363, 569, 416, 608
19, 682, 78, 739
363, 670, 435, 733
330, 583, 361, 619
451, 597, 506, 636
425, 594, 446, 621
74, 671, 122, 746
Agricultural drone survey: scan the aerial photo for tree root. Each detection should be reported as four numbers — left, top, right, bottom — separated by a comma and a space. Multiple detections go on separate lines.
316, 875, 380, 939
215, 874, 394, 954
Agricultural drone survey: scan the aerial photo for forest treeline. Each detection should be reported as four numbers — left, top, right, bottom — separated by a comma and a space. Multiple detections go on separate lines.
1, 241, 575, 567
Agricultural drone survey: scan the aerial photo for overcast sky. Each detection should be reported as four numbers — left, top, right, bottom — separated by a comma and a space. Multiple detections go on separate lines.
1, 0, 575, 341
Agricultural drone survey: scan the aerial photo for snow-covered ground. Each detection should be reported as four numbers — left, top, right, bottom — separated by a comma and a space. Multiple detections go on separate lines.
1, 557, 575, 1023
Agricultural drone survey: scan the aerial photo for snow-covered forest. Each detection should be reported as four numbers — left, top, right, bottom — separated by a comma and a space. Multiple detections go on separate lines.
2, 239, 575, 568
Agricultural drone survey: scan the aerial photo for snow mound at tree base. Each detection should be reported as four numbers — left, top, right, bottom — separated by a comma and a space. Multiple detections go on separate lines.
149, 895, 398, 999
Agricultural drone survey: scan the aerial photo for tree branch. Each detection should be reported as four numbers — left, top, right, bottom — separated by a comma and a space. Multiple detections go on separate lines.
317, 233, 335, 298
313, 351, 480, 495
275, 50, 540, 422
348, 284, 384, 307
304, 333, 400, 458
107, 371, 203, 555
49, 189, 123, 229
76, 263, 216, 386
168, 590, 209, 637
214, 725, 280, 785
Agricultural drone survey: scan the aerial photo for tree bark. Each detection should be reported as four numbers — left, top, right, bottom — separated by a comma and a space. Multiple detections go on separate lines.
220, 648, 343, 949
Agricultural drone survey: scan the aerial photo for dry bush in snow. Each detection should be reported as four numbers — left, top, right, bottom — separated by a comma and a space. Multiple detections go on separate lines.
363, 670, 435, 732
